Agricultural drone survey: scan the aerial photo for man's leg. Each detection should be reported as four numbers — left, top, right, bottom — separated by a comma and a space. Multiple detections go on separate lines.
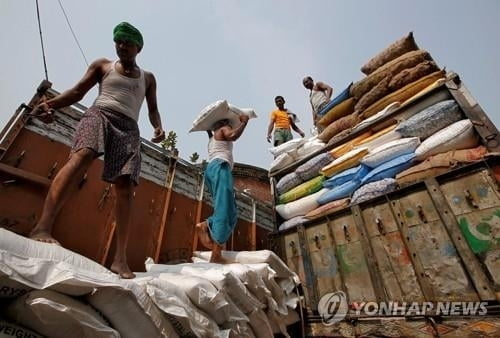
111, 176, 135, 279
30, 148, 96, 244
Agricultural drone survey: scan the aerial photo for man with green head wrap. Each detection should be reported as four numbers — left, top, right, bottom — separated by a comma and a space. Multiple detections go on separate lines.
30, 22, 165, 279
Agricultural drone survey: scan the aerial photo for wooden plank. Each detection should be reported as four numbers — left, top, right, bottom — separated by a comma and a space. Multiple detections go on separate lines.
351, 204, 387, 303
297, 224, 319, 309
0, 162, 51, 187
439, 169, 500, 216
447, 75, 500, 153
361, 201, 425, 301
305, 221, 342, 301
455, 209, 500, 289
191, 173, 204, 253
389, 198, 437, 301
329, 212, 377, 302
426, 177, 496, 300
154, 158, 177, 262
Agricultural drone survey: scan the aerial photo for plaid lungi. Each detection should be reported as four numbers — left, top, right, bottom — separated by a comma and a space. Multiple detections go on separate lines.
72, 106, 141, 185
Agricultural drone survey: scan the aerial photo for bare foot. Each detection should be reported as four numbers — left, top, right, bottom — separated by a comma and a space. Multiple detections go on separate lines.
209, 244, 228, 264
30, 230, 61, 245
196, 221, 214, 250
110, 261, 136, 279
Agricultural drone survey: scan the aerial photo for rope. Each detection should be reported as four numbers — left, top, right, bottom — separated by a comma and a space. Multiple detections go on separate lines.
57, 0, 89, 66
35, 0, 49, 80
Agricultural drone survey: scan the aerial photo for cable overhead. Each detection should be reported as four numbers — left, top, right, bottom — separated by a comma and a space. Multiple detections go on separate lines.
35, 0, 49, 80
57, 0, 89, 67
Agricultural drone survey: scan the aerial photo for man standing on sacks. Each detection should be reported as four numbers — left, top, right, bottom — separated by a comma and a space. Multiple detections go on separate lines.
30, 22, 165, 279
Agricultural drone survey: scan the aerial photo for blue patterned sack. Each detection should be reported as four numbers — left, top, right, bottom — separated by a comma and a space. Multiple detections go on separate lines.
361, 153, 416, 185
296, 153, 334, 181
317, 180, 361, 205
396, 100, 463, 140
351, 178, 398, 204
323, 165, 370, 189
276, 172, 303, 195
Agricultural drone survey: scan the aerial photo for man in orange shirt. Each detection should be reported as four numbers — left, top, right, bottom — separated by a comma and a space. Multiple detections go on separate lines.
266, 96, 305, 146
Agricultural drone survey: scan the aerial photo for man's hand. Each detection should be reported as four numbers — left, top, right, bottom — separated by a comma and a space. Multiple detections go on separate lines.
299, 131, 305, 138
239, 114, 250, 123
151, 127, 165, 143
31, 102, 55, 124
267, 133, 272, 143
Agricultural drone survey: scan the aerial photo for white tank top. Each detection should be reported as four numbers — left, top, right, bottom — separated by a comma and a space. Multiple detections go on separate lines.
208, 137, 234, 169
93, 61, 146, 121
310, 90, 328, 114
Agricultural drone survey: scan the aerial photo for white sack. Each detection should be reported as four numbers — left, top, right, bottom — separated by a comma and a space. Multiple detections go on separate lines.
87, 282, 179, 338
144, 278, 221, 338
355, 130, 402, 152
415, 119, 478, 160
269, 138, 305, 157
6, 290, 120, 338
295, 137, 326, 160
191, 250, 296, 281
269, 152, 294, 172
153, 272, 247, 325
190, 100, 257, 132
361, 137, 420, 168
0, 229, 119, 296
275, 188, 328, 220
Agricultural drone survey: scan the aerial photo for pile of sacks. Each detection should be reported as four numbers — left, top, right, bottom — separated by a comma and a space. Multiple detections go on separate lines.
314, 32, 447, 147
269, 136, 326, 173
276, 98, 487, 231
0, 229, 300, 338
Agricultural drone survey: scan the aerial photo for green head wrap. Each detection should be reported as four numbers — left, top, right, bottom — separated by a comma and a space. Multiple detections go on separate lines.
113, 22, 143, 48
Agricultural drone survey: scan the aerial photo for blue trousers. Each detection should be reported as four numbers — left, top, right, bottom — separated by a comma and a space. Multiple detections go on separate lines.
205, 159, 238, 244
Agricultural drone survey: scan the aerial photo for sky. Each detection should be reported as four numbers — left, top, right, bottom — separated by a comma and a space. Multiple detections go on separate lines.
0, 1, 499, 169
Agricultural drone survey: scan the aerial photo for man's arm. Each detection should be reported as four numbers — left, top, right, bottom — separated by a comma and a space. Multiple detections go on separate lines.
145, 72, 165, 143
317, 81, 333, 99
222, 115, 249, 141
266, 118, 275, 143
290, 118, 305, 137
32, 58, 107, 122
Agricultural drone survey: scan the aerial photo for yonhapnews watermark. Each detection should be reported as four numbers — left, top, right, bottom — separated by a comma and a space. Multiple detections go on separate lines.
318, 291, 488, 326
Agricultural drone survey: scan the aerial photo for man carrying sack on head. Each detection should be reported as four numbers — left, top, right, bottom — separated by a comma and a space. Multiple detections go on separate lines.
196, 115, 250, 263
30, 22, 166, 279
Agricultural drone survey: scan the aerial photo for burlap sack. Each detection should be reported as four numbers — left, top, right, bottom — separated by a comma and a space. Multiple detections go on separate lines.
318, 112, 360, 143
388, 60, 439, 91
305, 198, 350, 220
361, 32, 419, 75
351, 49, 431, 99
317, 97, 355, 128
354, 76, 391, 113
360, 70, 446, 119
396, 146, 488, 185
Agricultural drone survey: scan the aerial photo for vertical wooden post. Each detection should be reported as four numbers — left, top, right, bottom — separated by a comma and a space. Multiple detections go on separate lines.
191, 172, 205, 253
250, 198, 257, 250
154, 155, 177, 262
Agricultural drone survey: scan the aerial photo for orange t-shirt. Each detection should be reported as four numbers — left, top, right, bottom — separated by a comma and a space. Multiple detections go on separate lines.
270, 109, 291, 129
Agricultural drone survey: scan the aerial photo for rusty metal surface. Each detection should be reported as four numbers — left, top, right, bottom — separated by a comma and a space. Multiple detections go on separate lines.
0, 86, 273, 273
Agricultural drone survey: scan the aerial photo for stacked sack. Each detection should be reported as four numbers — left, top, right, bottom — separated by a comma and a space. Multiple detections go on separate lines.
352, 32, 447, 120
313, 32, 447, 150
269, 136, 326, 173
275, 97, 484, 224
0, 229, 301, 338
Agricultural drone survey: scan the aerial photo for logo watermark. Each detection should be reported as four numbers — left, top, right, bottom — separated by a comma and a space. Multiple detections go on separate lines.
318, 292, 488, 326
317, 291, 348, 325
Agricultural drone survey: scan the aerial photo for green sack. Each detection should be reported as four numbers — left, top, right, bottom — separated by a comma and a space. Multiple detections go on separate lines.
278, 175, 325, 204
